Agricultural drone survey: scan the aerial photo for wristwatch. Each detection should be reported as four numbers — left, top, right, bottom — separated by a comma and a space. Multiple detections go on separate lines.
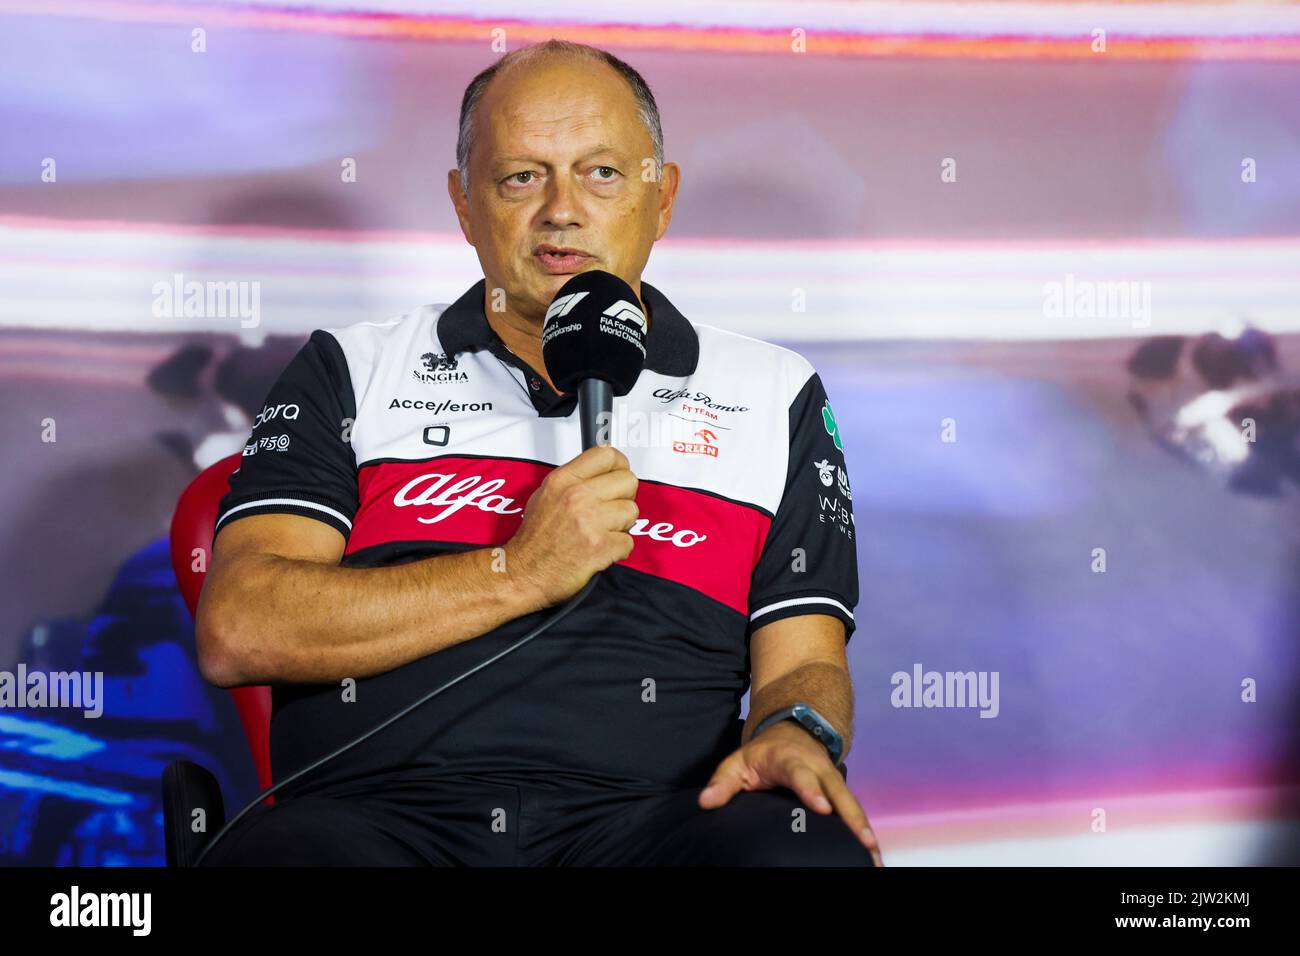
751, 702, 845, 767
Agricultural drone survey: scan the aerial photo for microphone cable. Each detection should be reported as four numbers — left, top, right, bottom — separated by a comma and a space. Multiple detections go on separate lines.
192, 573, 600, 867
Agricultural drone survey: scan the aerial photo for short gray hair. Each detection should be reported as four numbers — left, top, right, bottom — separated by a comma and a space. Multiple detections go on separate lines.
456, 40, 664, 194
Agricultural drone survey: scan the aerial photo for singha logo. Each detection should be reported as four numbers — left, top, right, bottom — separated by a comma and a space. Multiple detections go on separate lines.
413, 351, 469, 385
420, 352, 459, 372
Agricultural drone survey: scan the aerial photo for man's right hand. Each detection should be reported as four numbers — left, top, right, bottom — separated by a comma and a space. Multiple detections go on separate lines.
505, 444, 640, 607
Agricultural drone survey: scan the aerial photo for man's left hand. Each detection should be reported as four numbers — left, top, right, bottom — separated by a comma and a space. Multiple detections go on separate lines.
698, 719, 883, 866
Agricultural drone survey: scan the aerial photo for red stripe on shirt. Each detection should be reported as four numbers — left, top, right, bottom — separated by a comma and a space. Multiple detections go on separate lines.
346, 456, 769, 614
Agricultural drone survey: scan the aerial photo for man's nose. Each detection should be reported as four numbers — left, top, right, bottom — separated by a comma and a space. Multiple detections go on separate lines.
539, 172, 583, 229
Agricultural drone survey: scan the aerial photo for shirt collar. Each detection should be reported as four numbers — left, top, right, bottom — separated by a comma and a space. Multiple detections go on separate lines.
435, 276, 699, 377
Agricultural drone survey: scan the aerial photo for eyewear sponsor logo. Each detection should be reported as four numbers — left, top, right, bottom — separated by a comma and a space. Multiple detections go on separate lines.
813, 458, 854, 537
817, 493, 854, 538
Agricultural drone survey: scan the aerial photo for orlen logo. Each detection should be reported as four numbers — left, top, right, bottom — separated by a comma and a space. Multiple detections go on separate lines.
391, 471, 707, 546
254, 403, 299, 427
673, 428, 719, 458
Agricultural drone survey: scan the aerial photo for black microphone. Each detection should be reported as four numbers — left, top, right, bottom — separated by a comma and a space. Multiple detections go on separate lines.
541, 270, 649, 449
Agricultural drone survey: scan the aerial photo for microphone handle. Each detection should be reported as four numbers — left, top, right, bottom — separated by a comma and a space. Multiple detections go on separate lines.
578, 378, 614, 449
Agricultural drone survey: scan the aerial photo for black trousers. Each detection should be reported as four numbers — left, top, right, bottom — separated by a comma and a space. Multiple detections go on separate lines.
197, 772, 877, 867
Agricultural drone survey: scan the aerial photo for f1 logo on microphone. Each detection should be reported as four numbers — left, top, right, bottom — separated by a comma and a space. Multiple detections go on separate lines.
423, 425, 450, 446
545, 291, 590, 322
602, 300, 647, 334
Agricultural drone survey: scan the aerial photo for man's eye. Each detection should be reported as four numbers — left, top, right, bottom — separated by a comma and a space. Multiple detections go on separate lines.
507, 171, 536, 185
593, 166, 619, 181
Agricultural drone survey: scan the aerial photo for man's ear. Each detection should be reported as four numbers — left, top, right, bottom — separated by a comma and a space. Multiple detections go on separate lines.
447, 168, 474, 245
654, 162, 681, 242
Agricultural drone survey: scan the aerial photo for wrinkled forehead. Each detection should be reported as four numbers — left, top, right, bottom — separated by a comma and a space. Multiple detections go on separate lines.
474, 58, 650, 163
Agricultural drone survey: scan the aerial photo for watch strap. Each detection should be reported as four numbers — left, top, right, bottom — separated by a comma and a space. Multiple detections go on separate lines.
752, 703, 845, 766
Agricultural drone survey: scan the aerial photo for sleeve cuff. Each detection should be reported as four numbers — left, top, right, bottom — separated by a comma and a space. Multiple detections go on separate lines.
214, 495, 354, 540
748, 594, 857, 641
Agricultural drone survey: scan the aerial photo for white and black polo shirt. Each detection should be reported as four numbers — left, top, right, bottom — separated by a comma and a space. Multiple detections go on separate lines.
214, 277, 859, 793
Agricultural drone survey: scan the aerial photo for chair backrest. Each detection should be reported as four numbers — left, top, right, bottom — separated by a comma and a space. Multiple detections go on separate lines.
169, 453, 274, 797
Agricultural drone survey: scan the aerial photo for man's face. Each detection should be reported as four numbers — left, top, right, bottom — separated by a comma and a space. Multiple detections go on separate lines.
448, 56, 679, 323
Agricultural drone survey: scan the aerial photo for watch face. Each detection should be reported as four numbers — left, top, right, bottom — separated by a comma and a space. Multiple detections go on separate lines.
794, 707, 843, 761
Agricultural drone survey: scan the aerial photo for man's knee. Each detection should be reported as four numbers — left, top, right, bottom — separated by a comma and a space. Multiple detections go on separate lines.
704, 790, 878, 867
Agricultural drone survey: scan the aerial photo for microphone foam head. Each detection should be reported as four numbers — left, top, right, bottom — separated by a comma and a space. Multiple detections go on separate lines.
541, 270, 648, 396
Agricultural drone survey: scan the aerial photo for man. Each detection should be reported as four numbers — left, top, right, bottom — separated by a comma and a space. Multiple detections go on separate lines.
196, 39, 881, 867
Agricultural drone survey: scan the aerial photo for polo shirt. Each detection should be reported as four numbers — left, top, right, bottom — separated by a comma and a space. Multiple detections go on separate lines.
214, 277, 859, 794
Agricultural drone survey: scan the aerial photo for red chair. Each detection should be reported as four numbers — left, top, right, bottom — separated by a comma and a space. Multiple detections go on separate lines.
162, 452, 274, 866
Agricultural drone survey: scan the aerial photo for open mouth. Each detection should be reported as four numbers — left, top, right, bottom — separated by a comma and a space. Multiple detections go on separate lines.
534, 245, 593, 274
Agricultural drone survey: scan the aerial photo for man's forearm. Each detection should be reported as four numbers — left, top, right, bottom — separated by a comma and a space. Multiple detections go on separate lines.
743, 661, 855, 758
200, 544, 548, 687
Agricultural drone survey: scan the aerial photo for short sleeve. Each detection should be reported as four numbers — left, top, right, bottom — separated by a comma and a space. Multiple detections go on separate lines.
214, 329, 359, 542
747, 366, 859, 642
